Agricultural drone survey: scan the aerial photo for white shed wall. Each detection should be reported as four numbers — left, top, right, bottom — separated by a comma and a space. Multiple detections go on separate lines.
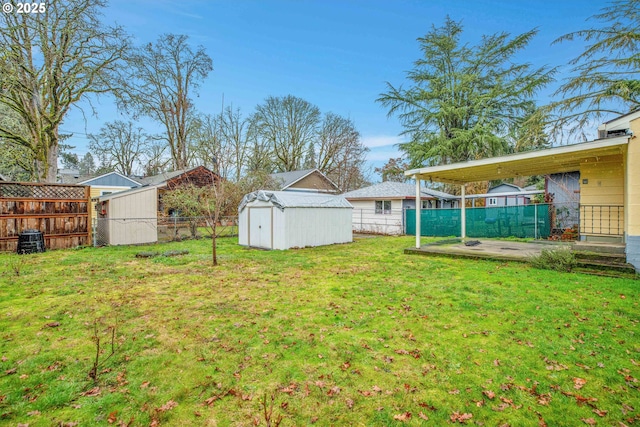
281, 208, 352, 249
238, 206, 249, 246
348, 199, 404, 235
103, 186, 157, 245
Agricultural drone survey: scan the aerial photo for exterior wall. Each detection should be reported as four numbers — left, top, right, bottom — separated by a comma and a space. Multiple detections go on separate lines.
486, 185, 527, 207
287, 172, 337, 193
281, 208, 352, 249
547, 172, 580, 229
579, 154, 624, 239
348, 199, 404, 235
626, 118, 640, 270
100, 187, 158, 245
89, 186, 132, 219
238, 207, 249, 246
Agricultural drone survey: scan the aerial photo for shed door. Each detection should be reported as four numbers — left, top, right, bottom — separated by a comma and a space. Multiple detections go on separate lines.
249, 207, 272, 249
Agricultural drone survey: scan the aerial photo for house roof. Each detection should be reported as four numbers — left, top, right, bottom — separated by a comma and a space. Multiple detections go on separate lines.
488, 183, 524, 193
139, 169, 192, 186
57, 169, 93, 184
270, 169, 339, 192
341, 181, 458, 200
79, 171, 142, 187
239, 190, 352, 212
405, 135, 630, 185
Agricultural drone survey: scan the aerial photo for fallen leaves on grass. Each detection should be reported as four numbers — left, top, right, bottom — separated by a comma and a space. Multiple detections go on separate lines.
582, 418, 596, 426
574, 378, 587, 390
483, 390, 496, 399
80, 387, 101, 397
156, 400, 178, 413
393, 412, 411, 421
450, 412, 473, 423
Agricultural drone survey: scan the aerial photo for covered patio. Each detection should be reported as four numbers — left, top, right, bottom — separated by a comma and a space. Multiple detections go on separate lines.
404, 111, 640, 272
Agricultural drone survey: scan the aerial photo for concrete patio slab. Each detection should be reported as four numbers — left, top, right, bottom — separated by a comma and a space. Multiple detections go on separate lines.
405, 239, 571, 263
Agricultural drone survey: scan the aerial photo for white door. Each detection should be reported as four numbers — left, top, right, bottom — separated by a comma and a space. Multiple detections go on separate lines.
249, 207, 272, 249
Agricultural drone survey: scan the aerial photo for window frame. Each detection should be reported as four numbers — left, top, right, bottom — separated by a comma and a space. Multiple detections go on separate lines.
375, 200, 392, 214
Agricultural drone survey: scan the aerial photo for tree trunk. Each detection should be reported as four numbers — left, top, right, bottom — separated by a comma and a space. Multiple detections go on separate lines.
212, 224, 218, 266
46, 143, 59, 183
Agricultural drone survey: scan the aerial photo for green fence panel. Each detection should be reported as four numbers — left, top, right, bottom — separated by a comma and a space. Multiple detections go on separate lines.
405, 208, 461, 237
405, 204, 551, 239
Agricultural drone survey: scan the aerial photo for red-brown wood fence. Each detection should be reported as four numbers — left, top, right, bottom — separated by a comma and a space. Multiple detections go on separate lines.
0, 182, 91, 252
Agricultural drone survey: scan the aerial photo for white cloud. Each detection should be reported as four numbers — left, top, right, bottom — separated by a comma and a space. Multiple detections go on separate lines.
360, 135, 405, 148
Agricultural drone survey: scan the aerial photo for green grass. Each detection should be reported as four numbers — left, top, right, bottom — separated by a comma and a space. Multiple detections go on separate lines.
0, 236, 638, 426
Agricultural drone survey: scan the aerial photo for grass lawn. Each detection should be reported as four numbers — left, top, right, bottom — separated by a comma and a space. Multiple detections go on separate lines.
0, 236, 638, 426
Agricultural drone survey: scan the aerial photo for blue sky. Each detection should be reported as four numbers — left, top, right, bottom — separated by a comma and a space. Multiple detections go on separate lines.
63, 0, 604, 177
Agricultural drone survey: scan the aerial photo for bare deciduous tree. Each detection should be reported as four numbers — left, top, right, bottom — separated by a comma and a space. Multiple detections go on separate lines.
0, 0, 128, 182
315, 113, 368, 191
118, 34, 213, 170
219, 106, 251, 181
88, 120, 150, 175
251, 95, 320, 172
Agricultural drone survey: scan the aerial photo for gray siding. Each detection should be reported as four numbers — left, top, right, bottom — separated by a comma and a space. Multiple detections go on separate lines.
626, 235, 640, 273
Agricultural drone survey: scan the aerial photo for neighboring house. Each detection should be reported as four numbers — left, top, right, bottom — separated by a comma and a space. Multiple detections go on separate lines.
485, 183, 530, 207
341, 181, 458, 235
405, 110, 640, 272
546, 172, 580, 230
270, 169, 339, 193
80, 171, 142, 196
57, 168, 92, 184
139, 166, 220, 216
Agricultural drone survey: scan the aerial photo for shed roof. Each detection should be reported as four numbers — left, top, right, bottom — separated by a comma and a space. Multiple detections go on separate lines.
239, 190, 352, 212
96, 184, 157, 201
341, 181, 457, 200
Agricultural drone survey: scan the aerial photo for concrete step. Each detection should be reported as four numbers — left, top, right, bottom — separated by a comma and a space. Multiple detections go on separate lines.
576, 258, 636, 272
573, 251, 627, 264
572, 241, 625, 255
573, 266, 638, 279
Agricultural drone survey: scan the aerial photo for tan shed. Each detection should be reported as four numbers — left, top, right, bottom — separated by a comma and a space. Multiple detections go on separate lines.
96, 185, 158, 246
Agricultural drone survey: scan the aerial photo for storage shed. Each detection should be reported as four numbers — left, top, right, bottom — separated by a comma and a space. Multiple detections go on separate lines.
238, 190, 353, 250
95, 185, 158, 246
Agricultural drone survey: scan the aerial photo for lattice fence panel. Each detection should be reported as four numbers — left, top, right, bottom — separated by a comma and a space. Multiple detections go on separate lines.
0, 182, 87, 199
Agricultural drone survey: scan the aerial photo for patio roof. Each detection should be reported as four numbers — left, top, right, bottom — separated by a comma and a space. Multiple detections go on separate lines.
404, 136, 629, 184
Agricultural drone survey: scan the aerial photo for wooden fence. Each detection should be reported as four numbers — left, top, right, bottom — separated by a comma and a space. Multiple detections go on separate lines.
0, 182, 91, 252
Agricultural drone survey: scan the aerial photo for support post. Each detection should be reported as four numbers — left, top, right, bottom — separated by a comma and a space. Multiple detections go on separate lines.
415, 176, 421, 249
460, 184, 466, 240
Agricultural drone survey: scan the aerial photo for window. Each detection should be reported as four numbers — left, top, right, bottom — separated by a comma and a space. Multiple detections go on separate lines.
421, 200, 434, 209
375, 200, 392, 214
100, 191, 112, 196
488, 197, 498, 206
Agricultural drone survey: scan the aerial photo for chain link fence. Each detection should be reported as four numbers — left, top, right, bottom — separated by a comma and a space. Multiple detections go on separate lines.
351, 208, 405, 235
92, 216, 239, 246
